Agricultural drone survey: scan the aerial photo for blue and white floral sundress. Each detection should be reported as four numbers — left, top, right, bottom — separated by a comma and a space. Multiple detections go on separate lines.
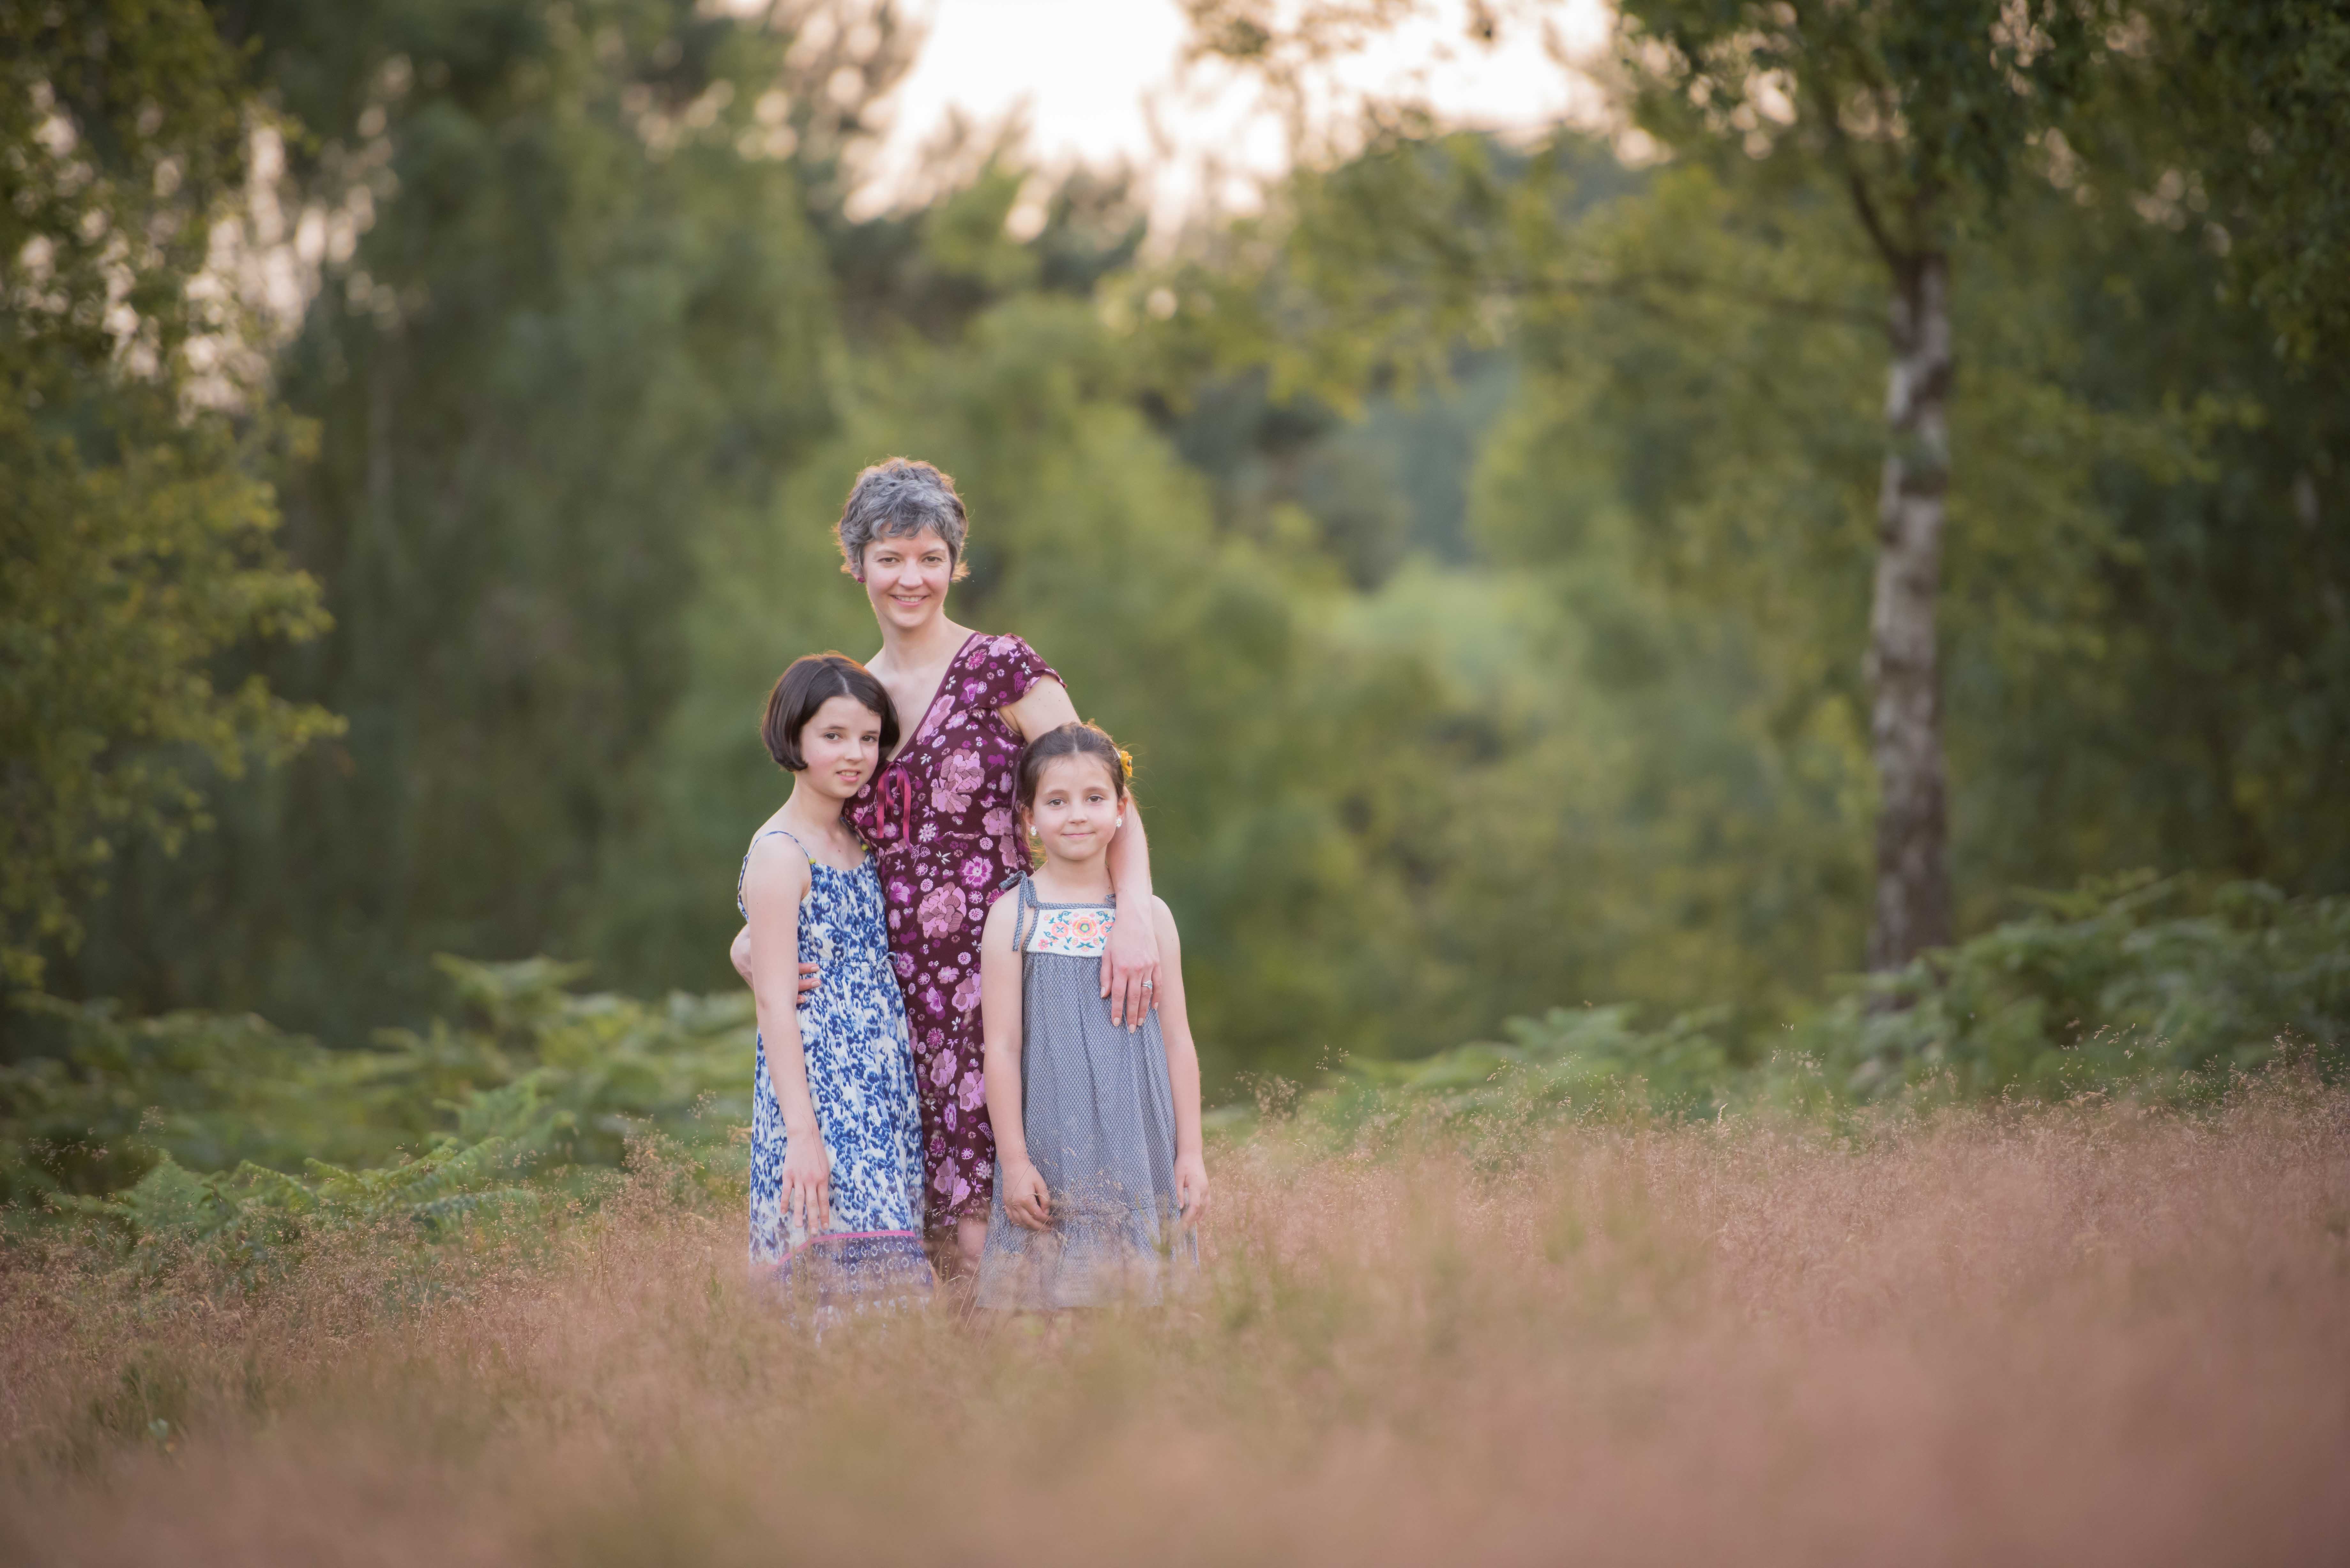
739, 828, 931, 1307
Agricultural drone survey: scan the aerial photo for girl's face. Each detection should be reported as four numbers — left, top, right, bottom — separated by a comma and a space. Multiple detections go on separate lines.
859, 527, 954, 635
796, 694, 888, 802
1025, 755, 1122, 869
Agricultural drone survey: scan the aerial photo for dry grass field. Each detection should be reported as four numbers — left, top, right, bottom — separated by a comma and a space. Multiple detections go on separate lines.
4, 1081, 2347, 1566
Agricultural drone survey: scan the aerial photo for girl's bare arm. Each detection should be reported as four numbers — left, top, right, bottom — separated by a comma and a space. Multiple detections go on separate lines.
732, 923, 819, 1001
1149, 898, 1208, 1219
979, 893, 1048, 1229
740, 839, 830, 1233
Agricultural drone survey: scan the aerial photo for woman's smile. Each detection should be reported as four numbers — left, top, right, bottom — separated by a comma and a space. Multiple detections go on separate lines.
859, 527, 956, 632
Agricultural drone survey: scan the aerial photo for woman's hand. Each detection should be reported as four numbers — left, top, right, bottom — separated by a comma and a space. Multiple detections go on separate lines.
1000, 1157, 1052, 1231
1103, 913, 1160, 1032
780, 1131, 832, 1239
1173, 1151, 1209, 1224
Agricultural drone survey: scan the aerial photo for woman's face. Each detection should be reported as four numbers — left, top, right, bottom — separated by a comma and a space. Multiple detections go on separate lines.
1025, 755, 1122, 868
859, 528, 954, 636
796, 694, 888, 802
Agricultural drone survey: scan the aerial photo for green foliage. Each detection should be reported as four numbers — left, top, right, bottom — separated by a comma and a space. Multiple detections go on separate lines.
61, 0, 857, 1037
1338, 1003, 1738, 1125
2128, 1, 2350, 357
1155, 101, 2346, 1023
595, 281, 1482, 1079
47, 1135, 545, 1285
1617, 0, 2113, 248
15, 0, 2350, 1109
1941, 173, 2350, 900
1827, 878, 2350, 1101
0, 999, 400, 1203
7, 883, 2339, 1272
0, 0, 340, 986
1292, 879, 2347, 1148
1, 955, 749, 1215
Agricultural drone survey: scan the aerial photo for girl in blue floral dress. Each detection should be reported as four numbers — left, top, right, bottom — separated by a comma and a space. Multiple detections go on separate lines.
738, 654, 932, 1307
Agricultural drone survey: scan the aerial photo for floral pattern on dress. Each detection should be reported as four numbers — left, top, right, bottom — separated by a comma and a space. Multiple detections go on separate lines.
738, 831, 927, 1270
1025, 904, 1116, 958
848, 632, 1062, 1220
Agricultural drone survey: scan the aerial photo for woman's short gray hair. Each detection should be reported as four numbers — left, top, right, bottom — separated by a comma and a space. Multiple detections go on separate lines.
835, 457, 970, 580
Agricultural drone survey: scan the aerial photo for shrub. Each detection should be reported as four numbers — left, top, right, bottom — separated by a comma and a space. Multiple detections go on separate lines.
1297, 878, 2347, 1142
2, 957, 754, 1228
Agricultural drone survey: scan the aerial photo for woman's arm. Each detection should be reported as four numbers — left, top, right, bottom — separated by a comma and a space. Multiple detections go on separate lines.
740, 841, 831, 1236
1148, 898, 1208, 1222
1103, 803, 1158, 1027
979, 893, 1048, 1230
1002, 676, 1161, 1027
1003, 675, 1078, 739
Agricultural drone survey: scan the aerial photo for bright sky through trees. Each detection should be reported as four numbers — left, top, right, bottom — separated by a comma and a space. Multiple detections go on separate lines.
863, 0, 1611, 232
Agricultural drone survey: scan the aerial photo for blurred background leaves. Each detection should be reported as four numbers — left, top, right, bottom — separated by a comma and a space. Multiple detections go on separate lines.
4, 0, 2346, 1222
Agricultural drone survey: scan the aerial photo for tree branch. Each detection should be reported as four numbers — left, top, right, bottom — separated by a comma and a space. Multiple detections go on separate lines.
1518, 268, 1882, 329
1293, 264, 1882, 347
1843, 167, 1906, 275
1782, 6, 1910, 274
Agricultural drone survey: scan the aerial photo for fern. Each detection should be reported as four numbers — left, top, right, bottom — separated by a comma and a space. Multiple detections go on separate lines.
4, 956, 752, 1218
1302, 880, 2346, 1142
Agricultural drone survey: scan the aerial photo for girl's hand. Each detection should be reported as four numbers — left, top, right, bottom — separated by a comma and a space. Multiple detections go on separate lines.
781, 1133, 832, 1239
1001, 1157, 1052, 1231
1173, 1151, 1209, 1224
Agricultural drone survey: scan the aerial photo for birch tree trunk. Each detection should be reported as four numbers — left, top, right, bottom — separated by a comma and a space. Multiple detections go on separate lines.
1866, 250, 1954, 970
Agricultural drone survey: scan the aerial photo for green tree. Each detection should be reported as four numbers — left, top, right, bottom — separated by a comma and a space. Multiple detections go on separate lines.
2130, 0, 2350, 358
1187, 0, 2138, 970
1148, 9, 2344, 1019
1, 0, 338, 990
1606, 0, 2126, 970
64, 0, 869, 1036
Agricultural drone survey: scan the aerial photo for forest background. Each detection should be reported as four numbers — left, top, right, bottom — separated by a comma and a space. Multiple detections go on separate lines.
5, 0, 2346, 1165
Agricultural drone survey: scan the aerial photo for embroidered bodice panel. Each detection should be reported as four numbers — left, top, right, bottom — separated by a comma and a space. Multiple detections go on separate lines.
1025, 903, 1115, 957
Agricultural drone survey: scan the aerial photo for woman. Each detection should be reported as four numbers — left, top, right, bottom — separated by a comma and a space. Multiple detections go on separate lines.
733, 457, 1160, 1273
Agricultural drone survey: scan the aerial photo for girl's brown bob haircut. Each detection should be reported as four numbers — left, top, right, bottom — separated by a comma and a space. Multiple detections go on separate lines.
763, 653, 899, 771
1016, 721, 1132, 808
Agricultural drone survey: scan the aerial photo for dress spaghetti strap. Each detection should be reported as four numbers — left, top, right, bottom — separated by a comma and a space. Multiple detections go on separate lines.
735, 827, 812, 912
757, 826, 811, 857
1011, 873, 1039, 953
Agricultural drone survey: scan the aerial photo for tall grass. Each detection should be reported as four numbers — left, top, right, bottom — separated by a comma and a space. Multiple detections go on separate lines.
5, 1074, 2345, 1565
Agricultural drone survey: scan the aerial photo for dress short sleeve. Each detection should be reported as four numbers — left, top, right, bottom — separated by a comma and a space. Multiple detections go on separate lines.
970, 633, 1062, 709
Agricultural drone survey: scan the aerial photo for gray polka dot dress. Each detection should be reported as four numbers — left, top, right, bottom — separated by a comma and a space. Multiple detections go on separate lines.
976, 877, 1194, 1310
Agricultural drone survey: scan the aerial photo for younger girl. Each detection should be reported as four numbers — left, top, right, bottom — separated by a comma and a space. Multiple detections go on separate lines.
738, 654, 932, 1307
975, 723, 1207, 1309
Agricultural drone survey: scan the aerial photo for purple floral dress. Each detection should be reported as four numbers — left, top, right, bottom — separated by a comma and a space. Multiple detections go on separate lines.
848, 633, 1060, 1221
